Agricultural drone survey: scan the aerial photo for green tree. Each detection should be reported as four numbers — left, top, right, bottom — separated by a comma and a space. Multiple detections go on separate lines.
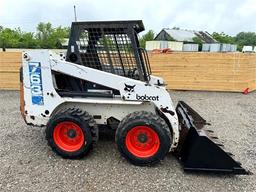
0, 27, 39, 49
0, 28, 21, 48
211, 32, 235, 44
192, 37, 203, 51
234, 32, 256, 51
36, 22, 70, 48
19, 32, 39, 48
139, 30, 155, 48
0, 23, 70, 49
49, 26, 70, 49
36, 22, 53, 47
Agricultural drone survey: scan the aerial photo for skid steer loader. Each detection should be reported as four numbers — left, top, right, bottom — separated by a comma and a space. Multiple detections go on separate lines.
20, 20, 249, 174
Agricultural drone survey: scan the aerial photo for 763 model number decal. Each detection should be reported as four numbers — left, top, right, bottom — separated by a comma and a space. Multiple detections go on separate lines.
28, 62, 44, 105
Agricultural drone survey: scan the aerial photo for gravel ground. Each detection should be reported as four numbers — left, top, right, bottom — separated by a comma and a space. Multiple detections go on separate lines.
0, 90, 255, 192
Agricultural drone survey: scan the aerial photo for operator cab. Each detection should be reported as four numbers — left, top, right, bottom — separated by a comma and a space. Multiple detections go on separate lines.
54, 20, 151, 98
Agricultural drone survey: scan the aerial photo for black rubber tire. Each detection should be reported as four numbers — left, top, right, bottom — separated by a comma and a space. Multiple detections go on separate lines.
45, 108, 98, 159
115, 111, 172, 166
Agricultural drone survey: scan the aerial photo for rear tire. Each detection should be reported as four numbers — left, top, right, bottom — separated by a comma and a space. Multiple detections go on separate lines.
45, 108, 98, 159
115, 111, 172, 166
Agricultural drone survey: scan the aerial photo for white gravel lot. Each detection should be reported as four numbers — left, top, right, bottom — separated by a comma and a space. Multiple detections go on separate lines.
0, 90, 255, 192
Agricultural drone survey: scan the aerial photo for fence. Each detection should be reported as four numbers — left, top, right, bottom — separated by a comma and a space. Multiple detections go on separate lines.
149, 52, 256, 92
0, 52, 21, 90
0, 51, 255, 92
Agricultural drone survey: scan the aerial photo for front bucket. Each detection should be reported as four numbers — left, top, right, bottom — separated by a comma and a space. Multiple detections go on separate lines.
175, 101, 249, 175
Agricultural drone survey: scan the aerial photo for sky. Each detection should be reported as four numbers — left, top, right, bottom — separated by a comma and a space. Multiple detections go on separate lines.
0, 0, 256, 35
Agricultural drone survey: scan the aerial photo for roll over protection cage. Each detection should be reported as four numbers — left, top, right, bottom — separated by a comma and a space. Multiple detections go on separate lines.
66, 20, 151, 82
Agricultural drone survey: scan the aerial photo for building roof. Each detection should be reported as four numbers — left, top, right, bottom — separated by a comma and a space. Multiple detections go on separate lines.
154, 28, 217, 43
164, 29, 197, 42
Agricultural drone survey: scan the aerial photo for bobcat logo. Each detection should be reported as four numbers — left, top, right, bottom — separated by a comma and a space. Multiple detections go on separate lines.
124, 84, 136, 92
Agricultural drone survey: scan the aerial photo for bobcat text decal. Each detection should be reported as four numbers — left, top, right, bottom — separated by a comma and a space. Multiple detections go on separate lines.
136, 94, 159, 101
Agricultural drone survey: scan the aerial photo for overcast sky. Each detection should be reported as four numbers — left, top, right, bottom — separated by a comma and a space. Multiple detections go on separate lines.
0, 0, 255, 35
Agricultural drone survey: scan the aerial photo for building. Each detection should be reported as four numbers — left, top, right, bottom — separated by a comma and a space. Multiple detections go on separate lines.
59, 38, 69, 49
154, 28, 217, 43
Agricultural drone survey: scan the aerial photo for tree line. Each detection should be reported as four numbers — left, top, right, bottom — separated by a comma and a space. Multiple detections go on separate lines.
211, 32, 256, 51
0, 22, 70, 49
0, 22, 256, 51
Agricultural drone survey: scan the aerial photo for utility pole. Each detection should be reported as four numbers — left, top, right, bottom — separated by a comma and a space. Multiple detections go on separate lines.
74, 5, 77, 22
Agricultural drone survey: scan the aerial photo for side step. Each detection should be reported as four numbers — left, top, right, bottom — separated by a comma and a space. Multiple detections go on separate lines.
175, 101, 250, 175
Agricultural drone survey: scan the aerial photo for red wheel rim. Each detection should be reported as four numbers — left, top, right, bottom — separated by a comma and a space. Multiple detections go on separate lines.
125, 125, 160, 158
53, 121, 85, 152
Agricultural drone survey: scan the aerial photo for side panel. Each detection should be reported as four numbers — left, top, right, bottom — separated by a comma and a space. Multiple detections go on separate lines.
53, 102, 155, 125
22, 51, 63, 125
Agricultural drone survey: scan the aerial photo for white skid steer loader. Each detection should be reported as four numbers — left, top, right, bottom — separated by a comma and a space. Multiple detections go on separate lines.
20, 20, 249, 174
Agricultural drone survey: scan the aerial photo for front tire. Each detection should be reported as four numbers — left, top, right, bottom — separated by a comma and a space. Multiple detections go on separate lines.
115, 111, 172, 166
